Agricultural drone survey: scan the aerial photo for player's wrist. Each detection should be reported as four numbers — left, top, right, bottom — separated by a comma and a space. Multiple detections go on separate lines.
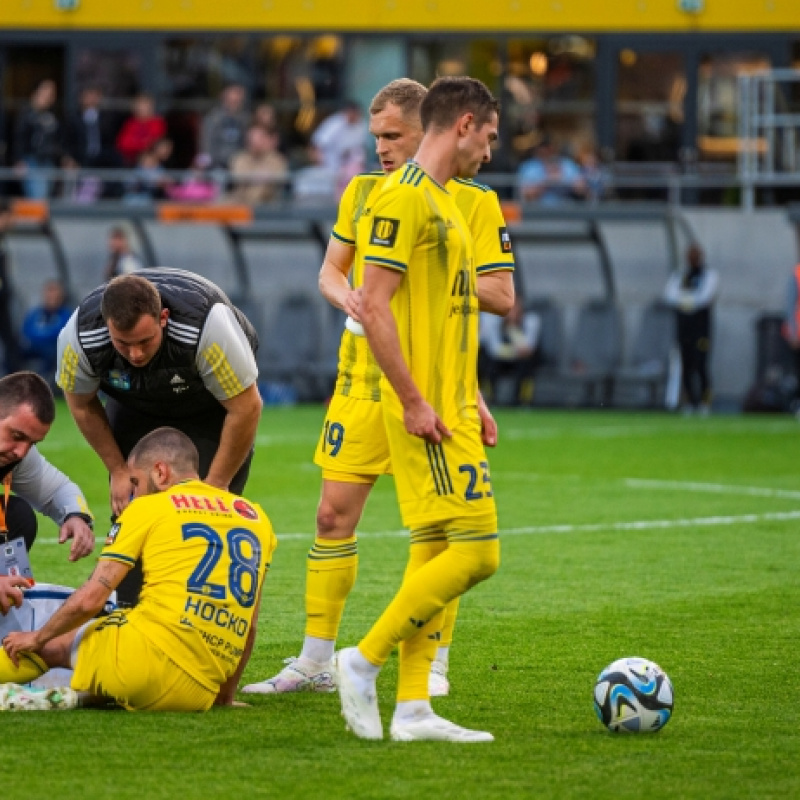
64, 512, 94, 531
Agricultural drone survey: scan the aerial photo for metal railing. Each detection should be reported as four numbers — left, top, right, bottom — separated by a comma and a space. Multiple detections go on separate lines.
0, 162, 797, 211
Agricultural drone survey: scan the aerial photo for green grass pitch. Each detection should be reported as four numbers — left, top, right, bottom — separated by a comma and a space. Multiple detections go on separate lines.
4, 405, 800, 799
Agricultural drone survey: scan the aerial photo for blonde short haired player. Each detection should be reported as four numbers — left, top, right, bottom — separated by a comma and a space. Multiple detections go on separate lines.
1, 427, 276, 711
243, 78, 513, 699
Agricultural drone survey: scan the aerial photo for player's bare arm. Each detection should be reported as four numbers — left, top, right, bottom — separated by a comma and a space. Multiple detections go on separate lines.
205, 383, 262, 490
319, 238, 360, 318
64, 390, 131, 516
477, 270, 515, 316
3, 560, 128, 666
361, 263, 451, 444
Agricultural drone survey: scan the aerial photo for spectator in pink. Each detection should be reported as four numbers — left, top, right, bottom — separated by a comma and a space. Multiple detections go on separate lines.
116, 94, 167, 167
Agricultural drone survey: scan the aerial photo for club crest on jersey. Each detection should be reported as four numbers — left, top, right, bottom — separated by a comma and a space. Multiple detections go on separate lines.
370, 217, 400, 248
499, 226, 512, 253
105, 523, 121, 546
107, 370, 131, 391
233, 499, 258, 520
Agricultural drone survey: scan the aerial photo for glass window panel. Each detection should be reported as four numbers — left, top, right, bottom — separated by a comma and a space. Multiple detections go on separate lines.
616, 51, 685, 162
253, 35, 345, 151
75, 48, 141, 105
697, 52, 771, 162
505, 37, 596, 168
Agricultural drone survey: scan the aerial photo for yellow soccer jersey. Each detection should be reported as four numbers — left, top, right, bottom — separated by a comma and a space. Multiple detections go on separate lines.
100, 479, 276, 692
359, 162, 480, 429
330, 171, 514, 403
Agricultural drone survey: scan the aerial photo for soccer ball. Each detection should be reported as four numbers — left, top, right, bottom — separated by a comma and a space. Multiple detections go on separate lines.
593, 657, 674, 733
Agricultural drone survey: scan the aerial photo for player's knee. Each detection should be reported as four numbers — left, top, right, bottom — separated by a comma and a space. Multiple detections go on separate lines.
464, 540, 500, 585
316, 502, 348, 540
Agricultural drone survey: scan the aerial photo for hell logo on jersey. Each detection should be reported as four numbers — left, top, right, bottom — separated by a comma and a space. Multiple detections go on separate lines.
233, 499, 258, 520
369, 217, 400, 247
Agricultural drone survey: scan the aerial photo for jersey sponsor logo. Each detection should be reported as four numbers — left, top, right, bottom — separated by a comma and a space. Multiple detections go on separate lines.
233, 499, 258, 520
106, 370, 131, 391
105, 522, 121, 546
171, 493, 232, 513
499, 226, 512, 253
369, 217, 400, 248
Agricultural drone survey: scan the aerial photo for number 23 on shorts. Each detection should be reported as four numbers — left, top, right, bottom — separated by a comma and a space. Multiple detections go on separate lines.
459, 461, 493, 500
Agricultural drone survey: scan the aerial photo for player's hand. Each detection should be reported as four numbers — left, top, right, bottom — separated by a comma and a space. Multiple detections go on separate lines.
404, 400, 452, 444
344, 287, 363, 322
0, 575, 33, 615
2, 630, 41, 667
59, 518, 95, 562
110, 466, 134, 516
477, 392, 498, 448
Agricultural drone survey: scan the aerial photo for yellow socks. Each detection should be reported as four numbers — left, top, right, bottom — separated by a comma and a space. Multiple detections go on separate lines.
360, 532, 500, 699
304, 535, 358, 641
0, 648, 47, 684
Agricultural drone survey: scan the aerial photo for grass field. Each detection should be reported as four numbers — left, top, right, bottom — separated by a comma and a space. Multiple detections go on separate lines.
4, 405, 800, 799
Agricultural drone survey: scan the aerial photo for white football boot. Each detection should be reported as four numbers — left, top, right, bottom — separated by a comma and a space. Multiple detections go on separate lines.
390, 710, 493, 743
0, 683, 79, 711
332, 647, 383, 740
241, 657, 335, 694
428, 659, 450, 697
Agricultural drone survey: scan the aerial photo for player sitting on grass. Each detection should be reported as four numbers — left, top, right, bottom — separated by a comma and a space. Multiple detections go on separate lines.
0, 426, 276, 712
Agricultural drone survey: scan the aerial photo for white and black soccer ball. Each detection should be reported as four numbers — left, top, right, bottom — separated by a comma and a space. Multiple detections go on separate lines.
594, 657, 674, 733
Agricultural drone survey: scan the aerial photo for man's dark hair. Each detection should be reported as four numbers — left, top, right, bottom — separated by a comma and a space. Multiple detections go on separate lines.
420, 77, 499, 133
128, 426, 200, 476
101, 275, 161, 331
0, 371, 56, 425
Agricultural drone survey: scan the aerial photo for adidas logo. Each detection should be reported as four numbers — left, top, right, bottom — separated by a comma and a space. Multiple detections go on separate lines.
170, 374, 186, 385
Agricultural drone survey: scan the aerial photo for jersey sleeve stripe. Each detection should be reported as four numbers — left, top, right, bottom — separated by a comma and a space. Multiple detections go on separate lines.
99, 552, 137, 566
331, 230, 355, 245
365, 256, 407, 273
477, 262, 516, 273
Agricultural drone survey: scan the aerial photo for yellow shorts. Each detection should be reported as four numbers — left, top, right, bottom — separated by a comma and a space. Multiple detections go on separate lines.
71, 612, 216, 712
313, 392, 392, 479
383, 406, 498, 530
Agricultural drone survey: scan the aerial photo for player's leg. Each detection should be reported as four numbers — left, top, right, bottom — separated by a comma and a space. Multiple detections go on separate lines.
244, 393, 390, 694
335, 413, 500, 741
243, 475, 373, 694
0, 627, 83, 710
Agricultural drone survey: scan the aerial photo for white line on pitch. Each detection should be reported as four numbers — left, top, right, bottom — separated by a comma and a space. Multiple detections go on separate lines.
35, 508, 800, 546
625, 478, 800, 500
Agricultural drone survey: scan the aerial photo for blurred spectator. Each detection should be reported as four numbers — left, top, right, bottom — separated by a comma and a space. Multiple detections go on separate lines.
116, 94, 167, 167
104, 226, 143, 280
292, 145, 336, 205
576, 143, 609, 203
518, 136, 586, 205
664, 244, 719, 415
783, 262, 800, 415
124, 139, 174, 205
13, 80, 63, 199
253, 103, 278, 133
20, 278, 72, 385
199, 83, 249, 170
166, 153, 218, 203
310, 100, 367, 183
0, 199, 23, 374
479, 297, 541, 406
64, 86, 123, 202
229, 125, 288, 205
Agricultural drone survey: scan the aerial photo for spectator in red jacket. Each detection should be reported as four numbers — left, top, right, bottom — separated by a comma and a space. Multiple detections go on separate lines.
116, 94, 167, 167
